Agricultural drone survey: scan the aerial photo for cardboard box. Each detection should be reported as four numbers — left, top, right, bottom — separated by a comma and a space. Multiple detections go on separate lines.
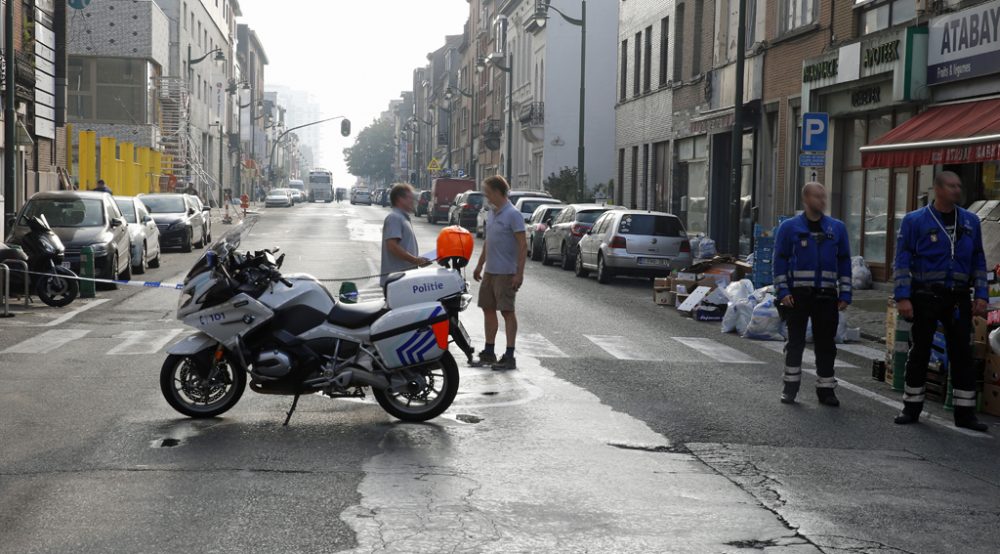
973, 316, 989, 343
986, 354, 1000, 385
654, 288, 673, 306
653, 277, 672, 290
673, 279, 697, 295
675, 271, 701, 282
693, 303, 727, 322
982, 384, 1000, 417
675, 293, 689, 308
974, 340, 989, 361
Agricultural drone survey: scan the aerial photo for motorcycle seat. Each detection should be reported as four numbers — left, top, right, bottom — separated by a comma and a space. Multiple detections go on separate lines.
327, 301, 388, 329
0, 244, 28, 263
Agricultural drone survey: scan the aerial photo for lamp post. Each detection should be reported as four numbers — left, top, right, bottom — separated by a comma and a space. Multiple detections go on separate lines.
408, 115, 432, 186
728, 0, 748, 256
486, 54, 514, 180
187, 45, 226, 199
535, 0, 586, 199
209, 121, 224, 208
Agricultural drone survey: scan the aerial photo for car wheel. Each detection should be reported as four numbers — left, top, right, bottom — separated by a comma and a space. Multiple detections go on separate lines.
542, 241, 555, 266
559, 243, 575, 271
118, 252, 133, 282
574, 252, 590, 278
200, 228, 208, 249
134, 244, 147, 275
181, 229, 193, 253
193, 228, 204, 248
149, 251, 161, 268
530, 237, 543, 261
597, 254, 614, 284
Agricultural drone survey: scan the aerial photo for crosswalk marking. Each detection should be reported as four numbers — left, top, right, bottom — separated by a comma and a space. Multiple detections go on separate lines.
755, 341, 857, 368
672, 337, 765, 364
109, 329, 185, 355
466, 331, 568, 359
41, 299, 109, 327
584, 335, 662, 361
1, 329, 91, 354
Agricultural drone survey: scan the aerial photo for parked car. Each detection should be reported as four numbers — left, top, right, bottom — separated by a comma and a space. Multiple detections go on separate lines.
428, 178, 475, 224
265, 189, 294, 208
141, 193, 211, 252
380, 187, 392, 207
8, 191, 133, 284
542, 203, 622, 270
351, 189, 372, 205
416, 190, 431, 216
527, 204, 565, 261
476, 190, 553, 237
514, 196, 563, 224
114, 196, 161, 274
289, 189, 306, 204
575, 210, 692, 283
185, 194, 212, 243
447, 191, 485, 231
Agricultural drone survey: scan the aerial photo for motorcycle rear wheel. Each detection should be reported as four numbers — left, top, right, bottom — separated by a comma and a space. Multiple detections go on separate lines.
160, 352, 246, 418
36, 266, 79, 307
372, 352, 460, 422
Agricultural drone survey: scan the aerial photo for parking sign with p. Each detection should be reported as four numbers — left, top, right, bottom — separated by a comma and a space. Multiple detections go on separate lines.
802, 112, 829, 152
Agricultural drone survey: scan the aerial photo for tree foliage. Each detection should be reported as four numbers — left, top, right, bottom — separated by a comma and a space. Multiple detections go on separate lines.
343, 118, 396, 185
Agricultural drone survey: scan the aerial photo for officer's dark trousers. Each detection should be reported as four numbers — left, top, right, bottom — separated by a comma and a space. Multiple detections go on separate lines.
903, 290, 976, 409
783, 289, 839, 386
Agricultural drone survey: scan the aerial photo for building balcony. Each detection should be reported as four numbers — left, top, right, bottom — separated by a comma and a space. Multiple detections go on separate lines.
482, 118, 503, 151
519, 102, 544, 143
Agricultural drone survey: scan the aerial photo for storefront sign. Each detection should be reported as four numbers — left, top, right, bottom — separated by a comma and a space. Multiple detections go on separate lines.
851, 86, 882, 107
803, 59, 839, 83
690, 112, 734, 134
863, 40, 900, 68
928, 0, 1000, 85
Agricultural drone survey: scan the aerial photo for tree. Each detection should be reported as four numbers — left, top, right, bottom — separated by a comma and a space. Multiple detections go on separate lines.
343, 118, 396, 185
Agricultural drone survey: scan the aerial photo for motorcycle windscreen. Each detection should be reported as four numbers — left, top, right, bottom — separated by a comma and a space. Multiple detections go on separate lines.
370, 304, 449, 369
185, 216, 259, 281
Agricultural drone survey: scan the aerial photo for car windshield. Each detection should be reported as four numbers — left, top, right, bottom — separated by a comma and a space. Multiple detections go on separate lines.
618, 214, 685, 236
466, 194, 484, 207
20, 198, 105, 228
577, 209, 608, 224
543, 207, 564, 220
520, 199, 556, 214
142, 196, 186, 213
114, 199, 137, 223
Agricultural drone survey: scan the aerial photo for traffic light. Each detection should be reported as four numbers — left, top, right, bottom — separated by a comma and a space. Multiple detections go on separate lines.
341, 119, 351, 137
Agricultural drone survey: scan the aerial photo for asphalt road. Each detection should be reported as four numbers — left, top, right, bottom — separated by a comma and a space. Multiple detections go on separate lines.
1, 200, 997, 553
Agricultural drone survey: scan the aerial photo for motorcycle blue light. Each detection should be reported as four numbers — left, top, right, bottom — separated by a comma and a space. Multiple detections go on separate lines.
205, 250, 217, 268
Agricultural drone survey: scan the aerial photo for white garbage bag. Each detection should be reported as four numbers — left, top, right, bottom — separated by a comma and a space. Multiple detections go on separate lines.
698, 236, 717, 258
805, 311, 849, 343
724, 279, 755, 303
721, 298, 756, 334
743, 298, 785, 341
851, 256, 872, 290
690, 235, 703, 259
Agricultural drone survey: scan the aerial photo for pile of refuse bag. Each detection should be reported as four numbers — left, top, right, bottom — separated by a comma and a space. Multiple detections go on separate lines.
719, 278, 850, 342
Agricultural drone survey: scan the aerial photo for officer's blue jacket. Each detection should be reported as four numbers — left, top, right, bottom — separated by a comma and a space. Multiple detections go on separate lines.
773, 214, 852, 303
893, 205, 988, 301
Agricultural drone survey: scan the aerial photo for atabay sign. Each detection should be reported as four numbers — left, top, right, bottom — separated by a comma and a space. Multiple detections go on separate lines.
928, 0, 1000, 84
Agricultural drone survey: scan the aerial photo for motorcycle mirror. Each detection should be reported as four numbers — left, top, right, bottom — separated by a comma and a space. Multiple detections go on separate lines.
276, 253, 285, 268
205, 250, 218, 269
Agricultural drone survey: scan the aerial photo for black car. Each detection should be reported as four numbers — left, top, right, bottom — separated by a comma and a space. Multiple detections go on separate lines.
447, 191, 485, 231
7, 191, 132, 283
140, 193, 211, 252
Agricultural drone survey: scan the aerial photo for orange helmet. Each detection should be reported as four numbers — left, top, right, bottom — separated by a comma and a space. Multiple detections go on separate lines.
437, 225, 474, 268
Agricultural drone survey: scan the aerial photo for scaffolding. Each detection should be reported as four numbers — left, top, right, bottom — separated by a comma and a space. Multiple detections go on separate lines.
155, 76, 221, 205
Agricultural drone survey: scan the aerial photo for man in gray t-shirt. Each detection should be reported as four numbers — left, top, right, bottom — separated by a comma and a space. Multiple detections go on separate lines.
380, 184, 430, 287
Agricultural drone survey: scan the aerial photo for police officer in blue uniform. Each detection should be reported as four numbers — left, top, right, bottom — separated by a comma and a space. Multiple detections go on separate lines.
893, 171, 989, 432
774, 182, 852, 406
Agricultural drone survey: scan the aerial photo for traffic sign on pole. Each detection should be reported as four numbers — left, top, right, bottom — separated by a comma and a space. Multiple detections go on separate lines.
801, 112, 829, 152
799, 153, 826, 168
427, 158, 442, 172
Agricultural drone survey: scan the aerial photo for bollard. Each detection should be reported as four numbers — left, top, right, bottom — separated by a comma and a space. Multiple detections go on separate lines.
80, 246, 96, 298
338, 281, 359, 304
891, 320, 910, 392
0, 263, 13, 318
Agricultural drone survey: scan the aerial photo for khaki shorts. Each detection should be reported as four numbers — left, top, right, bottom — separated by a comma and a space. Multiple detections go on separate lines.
478, 273, 517, 312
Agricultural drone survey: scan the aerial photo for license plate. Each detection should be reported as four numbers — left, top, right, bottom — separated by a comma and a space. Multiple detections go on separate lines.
61, 261, 71, 269
638, 257, 667, 266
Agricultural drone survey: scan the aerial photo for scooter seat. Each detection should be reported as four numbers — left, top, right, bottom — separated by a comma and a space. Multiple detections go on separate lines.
0, 244, 28, 263
327, 301, 387, 329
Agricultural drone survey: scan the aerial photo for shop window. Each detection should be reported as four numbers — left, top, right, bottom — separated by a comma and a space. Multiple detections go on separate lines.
863, 169, 890, 264
676, 136, 708, 235
781, 0, 816, 35
857, 0, 915, 35
843, 170, 864, 256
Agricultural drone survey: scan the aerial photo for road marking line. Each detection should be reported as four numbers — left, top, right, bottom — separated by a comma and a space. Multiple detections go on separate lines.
838, 343, 885, 361
39, 299, 109, 327
1, 329, 90, 354
109, 329, 185, 355
756, 341, 856, 368
584, 335, 662, 361
672, 337, 765, 364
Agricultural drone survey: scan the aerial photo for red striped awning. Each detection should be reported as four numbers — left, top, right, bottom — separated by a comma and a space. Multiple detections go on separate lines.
860, 98, 1000, 168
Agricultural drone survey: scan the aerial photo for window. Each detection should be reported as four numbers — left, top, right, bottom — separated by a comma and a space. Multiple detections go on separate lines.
620, 39, 628, 101
633, 32, 641, 96
643, 26, 652, 93
68, 57, 150, 124
618, 148, 626, 203
692, 0, 703, 77
673, 4, 685, 82
630, 146, 639, 208
857, 0, 915, 35
642, 144, 650, 209
183, 3, 187, 29
659, 17, 669, 86
781, 0, 816, 34
197, 21, 201, 45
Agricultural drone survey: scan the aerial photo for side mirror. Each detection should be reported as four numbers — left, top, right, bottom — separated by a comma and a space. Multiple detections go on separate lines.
142, 215, 152, 223
111, 217, 125, 228
202, 206, 211, 212
188, 208, 196, 216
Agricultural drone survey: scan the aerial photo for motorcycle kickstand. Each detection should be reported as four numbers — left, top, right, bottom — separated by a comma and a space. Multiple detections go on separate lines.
282, 393, 300, 426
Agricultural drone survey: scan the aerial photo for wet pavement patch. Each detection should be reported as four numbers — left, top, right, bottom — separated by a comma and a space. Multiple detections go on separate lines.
725, 538, 779, 549
607, 442, 690, 454
456, 414, 483, 424
157, 438, 181, 448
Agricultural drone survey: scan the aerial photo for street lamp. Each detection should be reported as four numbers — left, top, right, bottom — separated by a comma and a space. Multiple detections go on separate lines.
486, 53, 514, 180
209, 120, 225, 209
535, 0, 586, 199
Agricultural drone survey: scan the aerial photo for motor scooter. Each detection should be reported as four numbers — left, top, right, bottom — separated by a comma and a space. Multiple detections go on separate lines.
0, 215, 79, 307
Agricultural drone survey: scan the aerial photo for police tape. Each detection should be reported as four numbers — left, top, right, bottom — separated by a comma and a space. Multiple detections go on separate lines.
8, 267, 185, 290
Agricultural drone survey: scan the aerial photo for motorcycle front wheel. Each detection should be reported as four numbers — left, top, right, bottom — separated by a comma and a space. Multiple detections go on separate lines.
372, 352, 460, 422
160, 352, 246, 418
36, 266, 79, 307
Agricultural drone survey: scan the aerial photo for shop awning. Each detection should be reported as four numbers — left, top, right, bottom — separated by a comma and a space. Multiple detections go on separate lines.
860, 98, 1000, 168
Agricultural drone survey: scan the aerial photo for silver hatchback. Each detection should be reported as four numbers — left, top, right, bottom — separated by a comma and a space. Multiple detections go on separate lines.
574, 210, 692, 284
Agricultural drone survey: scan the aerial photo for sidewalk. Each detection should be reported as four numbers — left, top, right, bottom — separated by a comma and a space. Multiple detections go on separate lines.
845, 284, 893, 343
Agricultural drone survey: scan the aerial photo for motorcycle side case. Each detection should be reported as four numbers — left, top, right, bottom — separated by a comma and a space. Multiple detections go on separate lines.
370, 303, 449, 369
385, 267, 466, 310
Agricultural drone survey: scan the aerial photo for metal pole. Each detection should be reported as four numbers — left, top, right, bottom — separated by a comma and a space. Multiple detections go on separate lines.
506, 55, 514, 180
729, 0, 747, 256
3, 0, 16, 236
577, 0, 587, 200
0, 263, 11, 318
470, 85, 476, 180
218, 123, 224, 208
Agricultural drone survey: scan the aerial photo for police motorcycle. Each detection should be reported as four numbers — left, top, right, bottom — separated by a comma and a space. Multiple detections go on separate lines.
160, 222, 477, 423
0, 215, 79, 307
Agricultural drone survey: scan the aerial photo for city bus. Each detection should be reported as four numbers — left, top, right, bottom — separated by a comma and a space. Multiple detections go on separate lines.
307, 169, 334, 203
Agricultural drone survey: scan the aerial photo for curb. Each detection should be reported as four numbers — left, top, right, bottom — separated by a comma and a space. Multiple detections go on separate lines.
861, 331, 886, 344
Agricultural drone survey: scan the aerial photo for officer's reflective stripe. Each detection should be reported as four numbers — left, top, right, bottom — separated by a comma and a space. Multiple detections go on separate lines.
821, 271, 838, 280
953, 389, 976, 399
952, 272, 969, 282
976, 280, 988, 289
783, 367, 802, 383
914, 271, 948, 281
895, 269, 911, 278
839, 276, 852, 284
774, 275, 788, 283
974, 270, 988, 280
793, 270, 814, 278
816, 376, 838, 389
903, 394, 925, 403
791, 280, 815, 287
905, 385, 925, 395
840, 285, 851, 293
953, 397, 977, 407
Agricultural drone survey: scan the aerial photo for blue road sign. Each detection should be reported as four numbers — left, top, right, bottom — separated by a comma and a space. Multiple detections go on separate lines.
802, 112, 829, 152
799, 153, 826, 168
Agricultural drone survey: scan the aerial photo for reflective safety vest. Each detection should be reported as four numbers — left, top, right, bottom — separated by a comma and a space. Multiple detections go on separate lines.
773, 214, 852, 303
893, 205, 988, 301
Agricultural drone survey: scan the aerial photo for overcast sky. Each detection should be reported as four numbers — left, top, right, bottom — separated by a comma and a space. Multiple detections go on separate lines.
237, 0, 469, 185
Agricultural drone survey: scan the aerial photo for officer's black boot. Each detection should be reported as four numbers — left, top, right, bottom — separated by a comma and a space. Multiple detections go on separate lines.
816, 387, 840, 407
894, 402, 923, 425
954, 407, 989, 432
780, 380, 800, 404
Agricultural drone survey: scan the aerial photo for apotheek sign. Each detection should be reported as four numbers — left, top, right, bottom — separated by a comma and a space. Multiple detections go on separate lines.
928, 0, 1000, 85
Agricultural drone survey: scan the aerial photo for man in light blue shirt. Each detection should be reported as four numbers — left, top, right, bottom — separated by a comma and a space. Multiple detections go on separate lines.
473, 176, 527, 370
381, 183, 430, 287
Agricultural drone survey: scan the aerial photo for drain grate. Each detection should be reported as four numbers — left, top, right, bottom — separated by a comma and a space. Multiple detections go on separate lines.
158, 438, 181, 448
725, 539, 780, 549
607, 442, 689, 454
